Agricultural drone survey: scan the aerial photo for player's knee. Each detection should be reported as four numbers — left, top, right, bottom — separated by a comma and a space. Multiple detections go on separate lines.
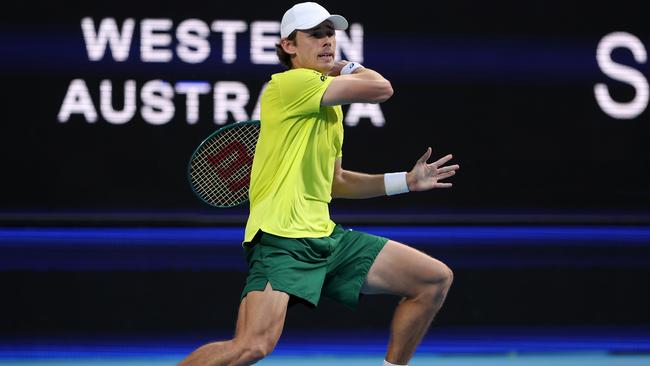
240, 340, 275, 363
437, 264, 453, 296
443, 265, 454, 289
418, 263, 453, 305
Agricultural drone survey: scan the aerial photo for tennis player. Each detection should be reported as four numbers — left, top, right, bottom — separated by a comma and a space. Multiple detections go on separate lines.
179, 2, 459, 365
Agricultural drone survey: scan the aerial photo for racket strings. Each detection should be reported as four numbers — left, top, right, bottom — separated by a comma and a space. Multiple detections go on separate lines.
190, 123, 260, 207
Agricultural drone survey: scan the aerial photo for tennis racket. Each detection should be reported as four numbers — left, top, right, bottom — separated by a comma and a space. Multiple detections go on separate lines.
188, 120, 261, 208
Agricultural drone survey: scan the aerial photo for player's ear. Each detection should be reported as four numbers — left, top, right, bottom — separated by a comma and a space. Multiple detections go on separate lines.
280, 37, 297, 55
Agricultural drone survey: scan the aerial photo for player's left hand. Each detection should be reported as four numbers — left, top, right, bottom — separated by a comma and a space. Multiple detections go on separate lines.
406, 147, 460, 191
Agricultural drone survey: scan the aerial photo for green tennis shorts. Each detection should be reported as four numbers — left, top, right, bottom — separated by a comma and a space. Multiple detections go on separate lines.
241, 224, 388, 310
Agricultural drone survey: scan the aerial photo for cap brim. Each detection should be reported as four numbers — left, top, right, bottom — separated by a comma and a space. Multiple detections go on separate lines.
326, 14, 348, 31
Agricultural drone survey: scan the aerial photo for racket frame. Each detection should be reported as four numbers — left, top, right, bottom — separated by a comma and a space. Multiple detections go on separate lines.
187, 120, 261, 208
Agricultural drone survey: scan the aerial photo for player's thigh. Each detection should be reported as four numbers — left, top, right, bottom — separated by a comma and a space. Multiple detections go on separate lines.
234, 296, 247, 338
361, 240, 453, 298
237, 282, 290, 347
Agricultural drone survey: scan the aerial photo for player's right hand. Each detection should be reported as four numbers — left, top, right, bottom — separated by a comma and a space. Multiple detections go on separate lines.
327, 60, 349, 77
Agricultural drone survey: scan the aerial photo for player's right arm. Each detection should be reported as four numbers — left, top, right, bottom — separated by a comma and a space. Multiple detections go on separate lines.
321, 62, 393, 106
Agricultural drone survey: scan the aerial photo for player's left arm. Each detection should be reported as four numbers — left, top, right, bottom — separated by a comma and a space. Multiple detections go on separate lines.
331, 148, 460, 199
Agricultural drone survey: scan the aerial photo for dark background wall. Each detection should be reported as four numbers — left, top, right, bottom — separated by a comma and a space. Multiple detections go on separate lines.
1, 0, 648, 212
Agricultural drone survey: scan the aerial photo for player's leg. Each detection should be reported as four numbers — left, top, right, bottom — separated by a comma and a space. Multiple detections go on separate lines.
361, 240, 453, 365
189, 293, 248, 365
234, 294, 247, 339
177, 282, 289, 366
234, 282, 290, 365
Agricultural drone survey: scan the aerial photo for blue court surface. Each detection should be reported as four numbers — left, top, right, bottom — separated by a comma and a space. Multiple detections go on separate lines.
2, 328, 650, 366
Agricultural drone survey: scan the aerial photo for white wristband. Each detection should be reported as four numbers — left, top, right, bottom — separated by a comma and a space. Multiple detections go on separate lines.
340, 62, 364, 75
384, 172, 409, 196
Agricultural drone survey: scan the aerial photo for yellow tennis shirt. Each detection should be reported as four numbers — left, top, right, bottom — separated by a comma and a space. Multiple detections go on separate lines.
244, 68, 344, 243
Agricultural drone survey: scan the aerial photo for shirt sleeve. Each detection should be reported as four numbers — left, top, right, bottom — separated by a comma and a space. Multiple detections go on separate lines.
280, 69, 333, 117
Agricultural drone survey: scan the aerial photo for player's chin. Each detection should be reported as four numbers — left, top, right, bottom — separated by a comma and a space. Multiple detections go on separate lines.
315, 59, 334, 74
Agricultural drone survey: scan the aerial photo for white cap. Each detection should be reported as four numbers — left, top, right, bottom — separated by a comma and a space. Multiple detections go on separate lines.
280, 2, 348, 38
